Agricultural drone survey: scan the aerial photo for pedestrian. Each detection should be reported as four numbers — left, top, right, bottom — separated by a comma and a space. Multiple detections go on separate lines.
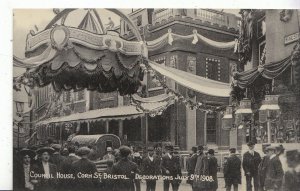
50, 144, 66, 172
111, 145, 139, 191
224, 148, 241, 191
31, 147, 58, 191
172, 147, 182, 191
161, 145, 182, 191
187, 146, 198, 186
142, 146, 161, 191
102, 159, 115, 191
207, 149, 218, 191
59, 145, 80, 191
103, 147, 115, 161
283, 149, 300, 191
14, 148, 36, 191
193, 145, 207, 191
72, 146, 100, 191
264, 145, 284, 191
132, 147, 142, 191
242, 141, 261, 191
258, 144, 271, 191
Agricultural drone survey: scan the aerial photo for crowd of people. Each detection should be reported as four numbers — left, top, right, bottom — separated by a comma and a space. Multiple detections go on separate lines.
13, 141, 300, 191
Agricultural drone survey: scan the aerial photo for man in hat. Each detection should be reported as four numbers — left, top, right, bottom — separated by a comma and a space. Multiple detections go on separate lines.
264, 145, 284, 191
224, 148, 241, 191
193, 145, 206, 191
50, 144, 66, 172
161, 145, 181, 191
103, 147, 115, 161
14, 148, 36, 191
59, 145, 80, 191
31, 147, 58, 191
187, 146, 198, 186
243, 141, 261, 191
207, 149, 218, 191
111, 145, 139, 191
142, 146, 161, 191
258, 144, 271, 191
72, 146, 100, 191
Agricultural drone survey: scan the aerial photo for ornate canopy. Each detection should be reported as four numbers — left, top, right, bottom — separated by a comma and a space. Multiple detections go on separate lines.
14, 9, 147, 95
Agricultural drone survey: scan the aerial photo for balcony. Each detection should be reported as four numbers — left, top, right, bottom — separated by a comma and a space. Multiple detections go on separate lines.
152, 9, 238, 30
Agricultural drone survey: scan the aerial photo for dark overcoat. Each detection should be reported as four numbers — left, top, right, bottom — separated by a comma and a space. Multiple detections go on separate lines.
264, 155, 284, 190
111, 158, 139, 191
71, 158, 100, 191
242, 151, 261, 176
142, 156, 161, 176
223, 154, 241, 185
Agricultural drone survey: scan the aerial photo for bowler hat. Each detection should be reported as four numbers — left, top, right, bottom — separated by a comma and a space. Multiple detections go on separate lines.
36, 147, 55, 155
77, 147, 91, 156
229, 148, 236, 153
51, 144, 61, 151
19, 148, 36, 158
208, 149, 215, 155
119, 145, 131, 157
197, 145, 204, 150
247, 141, 255, 146
192, 146, 197, 152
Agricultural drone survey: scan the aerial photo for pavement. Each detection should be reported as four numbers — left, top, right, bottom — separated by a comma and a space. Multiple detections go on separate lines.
140, 174, 229, 191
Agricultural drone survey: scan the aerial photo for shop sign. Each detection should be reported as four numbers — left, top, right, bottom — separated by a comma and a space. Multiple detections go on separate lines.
284, 32, 299, 45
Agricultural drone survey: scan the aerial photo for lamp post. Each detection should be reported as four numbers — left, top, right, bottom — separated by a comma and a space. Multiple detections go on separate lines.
15, 101, 24, 150
259, 95, 280, 143
235, 98, 253, 143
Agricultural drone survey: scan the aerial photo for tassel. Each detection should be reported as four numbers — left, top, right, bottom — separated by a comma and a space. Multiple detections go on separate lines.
192, 29, 198, 44
168, 29, 173, 45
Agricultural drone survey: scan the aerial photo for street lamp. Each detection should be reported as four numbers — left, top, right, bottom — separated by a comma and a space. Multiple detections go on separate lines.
259, 95, 280, 143
235, 98, 253, 143
15, 101, 24, 150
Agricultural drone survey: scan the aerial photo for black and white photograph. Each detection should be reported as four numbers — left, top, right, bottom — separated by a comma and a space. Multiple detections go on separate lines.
10, 7, 300, 191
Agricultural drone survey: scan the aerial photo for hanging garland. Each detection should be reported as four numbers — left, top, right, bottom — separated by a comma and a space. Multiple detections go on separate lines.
130, 61, 227, 114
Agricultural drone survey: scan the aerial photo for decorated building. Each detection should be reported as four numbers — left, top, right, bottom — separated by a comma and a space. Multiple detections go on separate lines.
121, 9, 240, 150
14, 9, 240, 151
231, 10, 300, 147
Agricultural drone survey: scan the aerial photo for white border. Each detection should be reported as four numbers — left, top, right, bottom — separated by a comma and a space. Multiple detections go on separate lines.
2, 0, 300, 189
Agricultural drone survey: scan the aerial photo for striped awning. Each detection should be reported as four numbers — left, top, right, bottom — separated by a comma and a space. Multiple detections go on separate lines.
36, 101, 172, 126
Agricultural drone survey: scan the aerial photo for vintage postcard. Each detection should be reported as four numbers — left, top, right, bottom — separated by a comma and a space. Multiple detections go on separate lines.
12, 8, 300, 191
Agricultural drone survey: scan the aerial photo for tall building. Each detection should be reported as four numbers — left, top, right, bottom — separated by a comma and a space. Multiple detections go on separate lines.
233, 10, 300, 146
121, 9, 240, 150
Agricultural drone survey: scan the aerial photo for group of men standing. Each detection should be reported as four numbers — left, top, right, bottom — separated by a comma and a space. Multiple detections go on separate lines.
13, 143, 183, 191
186, 145, 219, 191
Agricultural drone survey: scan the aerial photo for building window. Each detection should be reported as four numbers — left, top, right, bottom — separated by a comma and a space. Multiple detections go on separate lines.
206, 58, 220, 81
137, 15, 142, 26
257, 17, 266, 38
63, 91, 71, 103
259, 42, 266, 65
206, 113, 217, 144
153, 9, 173, 23
74, 90, 85, 101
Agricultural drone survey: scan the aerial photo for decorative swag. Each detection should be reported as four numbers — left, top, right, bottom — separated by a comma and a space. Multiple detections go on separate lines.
233, 56, 292, 89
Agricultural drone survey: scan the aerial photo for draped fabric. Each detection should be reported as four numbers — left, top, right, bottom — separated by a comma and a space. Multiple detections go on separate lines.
25, 45, 143, 95
235, 56, 292, 89
149, 61, 231, 97
146, 30, 236, 51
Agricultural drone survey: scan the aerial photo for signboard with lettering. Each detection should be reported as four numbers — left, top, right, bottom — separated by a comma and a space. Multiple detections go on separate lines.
284, 32, 299, 45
